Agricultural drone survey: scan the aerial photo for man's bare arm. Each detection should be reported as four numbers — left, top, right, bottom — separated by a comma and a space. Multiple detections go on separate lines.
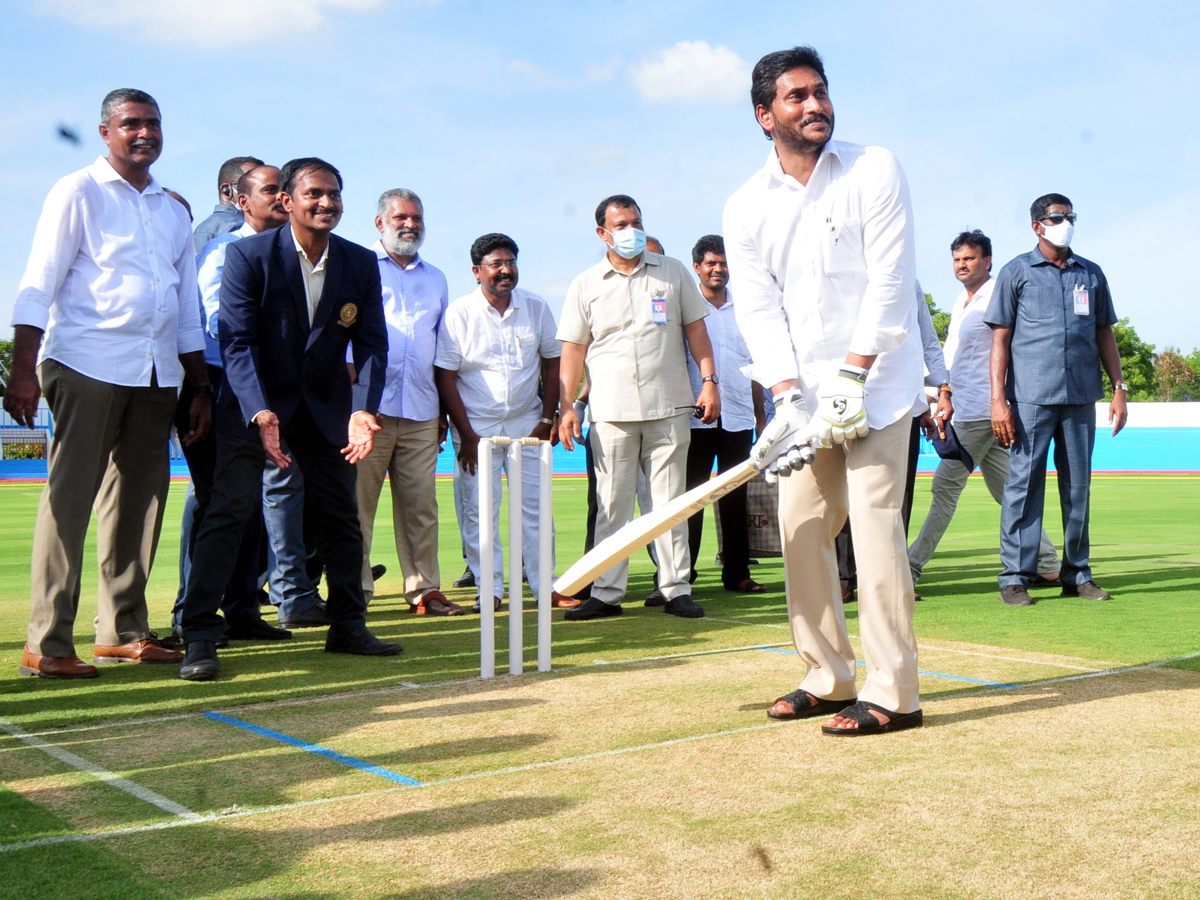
556, 341, 588, 451
683, 318, 721, 424
989, 326, 1015, 448
2, 325, 44, 427
1096, 325, 1128, 436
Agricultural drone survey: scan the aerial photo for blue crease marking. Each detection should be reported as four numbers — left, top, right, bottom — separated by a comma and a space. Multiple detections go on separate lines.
203, 712, 424, 786
755, 646, 1019, 689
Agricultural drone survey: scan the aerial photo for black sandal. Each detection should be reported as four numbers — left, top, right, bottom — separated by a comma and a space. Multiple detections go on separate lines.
767, 688, 856, 721
821, 700, 923, 736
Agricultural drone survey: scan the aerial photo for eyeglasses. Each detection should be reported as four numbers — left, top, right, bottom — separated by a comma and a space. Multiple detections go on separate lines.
481, 259, 517, 270
1038, 212, 1078, 226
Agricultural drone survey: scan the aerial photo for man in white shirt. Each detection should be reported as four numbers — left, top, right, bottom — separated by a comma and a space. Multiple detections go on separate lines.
724, 47, 924, 735
557, 195, 720, 621
684, 234, 767, 593
171, 165, 292, 643
434, 234, 577, 611
907, 231, 1061, 587
355, 189, 461, 616
7, 89, 210, 678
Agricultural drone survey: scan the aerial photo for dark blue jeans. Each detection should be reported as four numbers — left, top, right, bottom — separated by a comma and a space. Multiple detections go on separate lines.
999, 401, 1095, 588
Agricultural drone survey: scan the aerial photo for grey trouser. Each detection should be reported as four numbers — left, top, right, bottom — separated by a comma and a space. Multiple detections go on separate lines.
356, 415, 441, 604
27, 359, 177, 656
907, 418, 1059, 583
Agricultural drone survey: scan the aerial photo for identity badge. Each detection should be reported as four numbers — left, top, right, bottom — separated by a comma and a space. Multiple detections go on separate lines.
651, 296, 668, 324
1073, 284, 1089, 316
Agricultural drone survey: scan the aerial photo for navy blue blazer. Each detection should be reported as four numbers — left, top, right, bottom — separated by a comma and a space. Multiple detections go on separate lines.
217, 225, 388, 447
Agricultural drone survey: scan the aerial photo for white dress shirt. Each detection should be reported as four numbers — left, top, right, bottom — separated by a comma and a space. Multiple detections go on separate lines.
196, 221, 257, 369
686, 290, 756, 432
723, 142, 923, 429
11, 156, 204, 388
372, 244, 448, 421
915, 280, 950, 388
943, 276, 996, 422
290, 226, 327, 324
435, 287, 562, 437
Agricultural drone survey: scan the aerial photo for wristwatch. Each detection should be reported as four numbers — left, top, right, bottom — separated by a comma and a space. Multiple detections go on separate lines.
1114, 382, 1129, 392
540, 416, 555, 426
702, 374, 719, 385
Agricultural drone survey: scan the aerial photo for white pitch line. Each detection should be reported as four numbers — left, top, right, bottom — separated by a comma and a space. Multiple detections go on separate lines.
0, 718, 200, 821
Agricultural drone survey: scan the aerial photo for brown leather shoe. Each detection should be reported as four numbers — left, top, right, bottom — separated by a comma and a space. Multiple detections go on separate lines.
550, 591, 582, 609
412, 590, 463, 616
19, 646, 99, 679
93, 639, 185, 665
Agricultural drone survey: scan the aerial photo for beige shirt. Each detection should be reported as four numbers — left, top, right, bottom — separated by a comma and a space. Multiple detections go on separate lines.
290, 226, 328, 325
558, 251, 708, 423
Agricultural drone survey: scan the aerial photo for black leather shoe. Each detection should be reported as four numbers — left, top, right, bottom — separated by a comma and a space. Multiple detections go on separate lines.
371, 563, 387, 581
452, 567, 476, 588
279, 601, 330, 629
644, 588, 666, 607
325, 622, 402, 656
564, 597, 623, 621
179, 640, 219, 681
226, 618, 292, 641
1062, 580, 1111, 601
664, 594, 705, 618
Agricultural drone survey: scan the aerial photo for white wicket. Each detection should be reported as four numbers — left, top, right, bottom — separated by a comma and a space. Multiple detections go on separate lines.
477, 437, 554, 678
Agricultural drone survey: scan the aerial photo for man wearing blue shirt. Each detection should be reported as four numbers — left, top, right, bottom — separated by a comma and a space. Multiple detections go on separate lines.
193, 156, 262, 252
985, 193, 1128, 606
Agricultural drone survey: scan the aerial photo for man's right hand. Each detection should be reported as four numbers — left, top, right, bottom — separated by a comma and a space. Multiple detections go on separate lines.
991, 397, 1015, 449
558, 406, 582, 452
255, 411, 292, 468
2, 363, 41, 428
457, 431, 481, 475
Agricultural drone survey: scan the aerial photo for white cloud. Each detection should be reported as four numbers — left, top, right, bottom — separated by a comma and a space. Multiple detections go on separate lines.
34, 0, 397, 48
584, 57, 623, 83
627, 40, 750, 104
507, 60, 571, 89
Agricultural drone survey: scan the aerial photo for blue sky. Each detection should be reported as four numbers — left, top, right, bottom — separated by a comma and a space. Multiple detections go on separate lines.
3, 0, 1198, 353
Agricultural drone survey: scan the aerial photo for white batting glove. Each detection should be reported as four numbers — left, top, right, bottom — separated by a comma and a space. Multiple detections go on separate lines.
815, 365, 869, 446
750, 389, 818, 478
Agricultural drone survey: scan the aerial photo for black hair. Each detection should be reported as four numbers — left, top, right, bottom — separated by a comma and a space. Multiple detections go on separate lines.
594, 194, 640, 227
691, 234, 726, 264
950, 229, 992, 259
1030, 193, 1072, 221
219, 156, 264, 190
470, 233, 519, 266
750, 46, 828, 138
279, 157, 343, 196
100, 89, 159, 124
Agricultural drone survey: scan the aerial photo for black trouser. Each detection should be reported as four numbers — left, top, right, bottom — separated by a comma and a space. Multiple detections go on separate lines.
684, 425, 753, 589
175, 366, 262, 629
182, 402, 367, 642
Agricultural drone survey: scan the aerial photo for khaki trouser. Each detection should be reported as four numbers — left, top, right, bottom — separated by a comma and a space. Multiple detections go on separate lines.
356, 415, 441, 604
28, 359, 177, 657
589, 415, 691, 605
777, 415, 920, 714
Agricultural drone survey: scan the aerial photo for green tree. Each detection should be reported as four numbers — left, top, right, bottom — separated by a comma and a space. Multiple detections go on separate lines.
925, 294, 950, 343
1155, 348, 1200, 401
1105, 318, 1156, 400
0, 338, 12, 396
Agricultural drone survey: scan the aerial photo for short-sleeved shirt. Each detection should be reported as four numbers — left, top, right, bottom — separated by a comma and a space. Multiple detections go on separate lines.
435, 287, 561, 437
557, 251, 708, 423
984, 247, 1117, 405
944, 276, 997, 423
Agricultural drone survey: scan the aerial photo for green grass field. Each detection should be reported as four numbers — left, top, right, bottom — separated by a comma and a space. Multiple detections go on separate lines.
1, 474, 1198, 899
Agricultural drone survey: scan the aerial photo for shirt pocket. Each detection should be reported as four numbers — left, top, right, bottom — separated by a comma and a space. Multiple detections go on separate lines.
640, 275, 680, 325
508, 323, 540, 368
587, 293, 632, 338
1018, 284, 1062, 322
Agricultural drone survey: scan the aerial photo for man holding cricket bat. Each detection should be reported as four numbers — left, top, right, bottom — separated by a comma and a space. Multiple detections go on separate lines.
723, 46, 925, 735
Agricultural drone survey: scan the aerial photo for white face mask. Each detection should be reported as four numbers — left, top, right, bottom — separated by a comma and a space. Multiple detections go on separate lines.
1041, 220, 1073, 248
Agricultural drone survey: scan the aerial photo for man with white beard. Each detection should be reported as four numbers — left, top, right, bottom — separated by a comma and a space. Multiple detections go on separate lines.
354, 189, 462, 615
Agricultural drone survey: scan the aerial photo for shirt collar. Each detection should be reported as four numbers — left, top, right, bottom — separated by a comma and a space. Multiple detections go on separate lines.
234, 221, 257, 238
764, 141, 841, 189
291, 226, 329, 271
1031, 245, 1079, 268
91, 155, 163, 195
700, 286, 733, 313
601, 249, 661, 277
473, 285, 523, 314
372, 239, 424, 271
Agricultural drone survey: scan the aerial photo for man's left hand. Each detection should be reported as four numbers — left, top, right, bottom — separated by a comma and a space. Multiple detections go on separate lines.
922, 391, 953, 441
1110, 390, 1128, 436
181, 393, 212, 446
696, 382, 720, 424
530, 421, 553, 442
815, 366, 869, 446
343, 411, 382, 464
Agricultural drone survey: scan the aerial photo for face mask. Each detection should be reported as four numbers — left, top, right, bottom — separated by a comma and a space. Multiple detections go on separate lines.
1041, 221, 1073, 248
608, 227, 646, 259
